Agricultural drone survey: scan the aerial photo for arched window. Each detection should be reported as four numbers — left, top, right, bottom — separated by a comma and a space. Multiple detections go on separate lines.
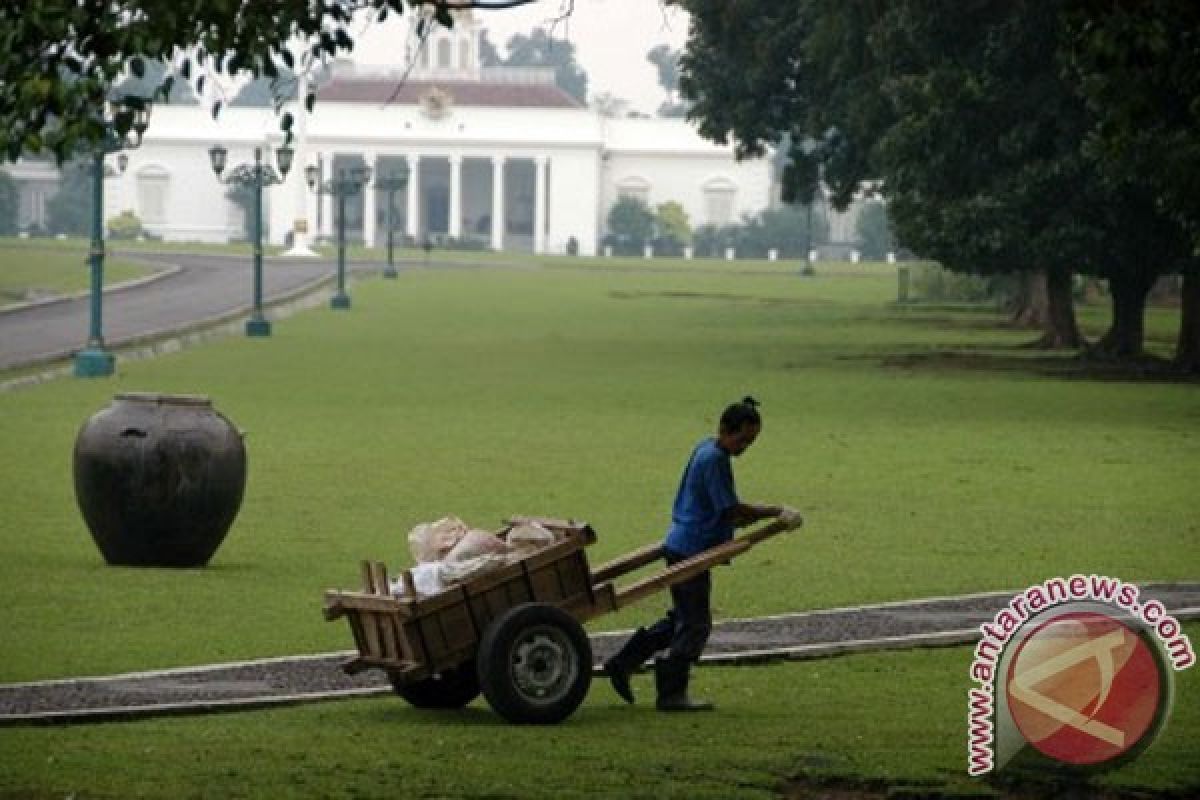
437, 38, 453, 69
616, 175, 651, 207
459, 40, 471, 70
702, 176, 736, 226
136, 165, 169, 224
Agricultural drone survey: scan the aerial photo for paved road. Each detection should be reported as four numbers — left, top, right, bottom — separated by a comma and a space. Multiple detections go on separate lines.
0, 251, 339, 371
3, 584, 1196, 724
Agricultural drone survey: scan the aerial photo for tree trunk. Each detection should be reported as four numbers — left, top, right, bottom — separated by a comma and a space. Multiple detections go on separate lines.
1093, 271, 1155, 359
1174, 267, 1200, 374
1023, 269, 1083, 349
1010, 270, 1048, 329
1045, 268, 1084, 348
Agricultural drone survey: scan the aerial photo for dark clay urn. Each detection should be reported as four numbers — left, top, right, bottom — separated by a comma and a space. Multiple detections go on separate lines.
73, 392, 247, 567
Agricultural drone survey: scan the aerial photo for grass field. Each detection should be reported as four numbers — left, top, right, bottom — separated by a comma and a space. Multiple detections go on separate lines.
0, 255, 1195, 797
0, 243, 156, 308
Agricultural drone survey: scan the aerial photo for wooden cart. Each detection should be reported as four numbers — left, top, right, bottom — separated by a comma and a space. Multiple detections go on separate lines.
322, 515, 791, 724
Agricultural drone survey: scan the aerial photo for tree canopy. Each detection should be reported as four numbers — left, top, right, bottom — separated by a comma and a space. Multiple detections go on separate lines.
0, 1, 541, 163
671, 0, 1199, 368
498, 28, 588, 103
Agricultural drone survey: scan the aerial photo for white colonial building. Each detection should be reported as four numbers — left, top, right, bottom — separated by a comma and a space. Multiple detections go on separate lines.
9, 12, 875, 256
57, 13, 778, 257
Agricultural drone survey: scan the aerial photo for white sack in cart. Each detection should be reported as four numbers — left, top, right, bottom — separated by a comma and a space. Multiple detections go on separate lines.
445, 528, 509, 562
441, 552, 511, 585
389, 562, 445, 598
408, 516, 469, 563
506, 521, 557, 552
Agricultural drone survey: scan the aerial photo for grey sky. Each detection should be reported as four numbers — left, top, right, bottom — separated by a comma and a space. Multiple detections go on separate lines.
478, 1, 690, 113
350, 1, 690, 114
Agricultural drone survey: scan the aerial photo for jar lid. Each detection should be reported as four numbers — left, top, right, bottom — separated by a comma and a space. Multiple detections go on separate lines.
114, 392, 212, 407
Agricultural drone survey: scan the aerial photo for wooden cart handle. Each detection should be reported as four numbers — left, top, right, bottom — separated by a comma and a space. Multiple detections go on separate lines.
608, 517, 795, 610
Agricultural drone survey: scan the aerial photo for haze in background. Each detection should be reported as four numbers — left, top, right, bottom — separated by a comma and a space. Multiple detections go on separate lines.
350, 0, 690, 115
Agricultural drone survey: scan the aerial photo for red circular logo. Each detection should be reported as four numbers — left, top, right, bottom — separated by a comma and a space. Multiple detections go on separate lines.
1005, 611, 1164, 766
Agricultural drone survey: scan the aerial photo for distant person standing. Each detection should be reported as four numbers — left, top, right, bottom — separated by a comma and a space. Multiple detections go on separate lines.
604, 396, 800, 711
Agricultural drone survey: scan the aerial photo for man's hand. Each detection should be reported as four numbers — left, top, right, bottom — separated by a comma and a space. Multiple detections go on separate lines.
779, 506, 804, 531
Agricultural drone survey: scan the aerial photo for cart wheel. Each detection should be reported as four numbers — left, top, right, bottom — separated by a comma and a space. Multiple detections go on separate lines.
476, 603, 592, 724
389, 663, 480, 709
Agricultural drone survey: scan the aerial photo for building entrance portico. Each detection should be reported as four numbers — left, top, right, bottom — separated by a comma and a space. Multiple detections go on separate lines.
344, 152, 542, 252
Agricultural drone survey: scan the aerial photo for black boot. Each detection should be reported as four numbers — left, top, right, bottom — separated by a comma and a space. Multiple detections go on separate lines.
603, 627, 659, 705
654, 657, 714, 712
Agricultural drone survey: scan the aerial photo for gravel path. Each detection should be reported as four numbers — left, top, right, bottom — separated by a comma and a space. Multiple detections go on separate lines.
3, 583, 1196, 725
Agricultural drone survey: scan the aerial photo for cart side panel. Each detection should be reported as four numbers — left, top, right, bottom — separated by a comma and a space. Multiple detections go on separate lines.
415, 595, 478, 674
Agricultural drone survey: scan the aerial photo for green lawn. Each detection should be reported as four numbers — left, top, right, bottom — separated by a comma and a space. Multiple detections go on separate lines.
0, 257, 1195, 797
0, 243, 156, 307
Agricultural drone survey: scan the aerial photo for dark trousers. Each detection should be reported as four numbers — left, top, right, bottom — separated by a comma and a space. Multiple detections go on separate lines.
609, 550, 713, 670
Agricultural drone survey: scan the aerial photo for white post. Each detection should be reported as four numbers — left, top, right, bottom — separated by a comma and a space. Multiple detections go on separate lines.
448, 154, 462, 239
643, 244, 653, 259
362, 151, 377, 248
725, 246, 735, 261
406, 154, 420, 241
887, 251, 897, 263
283, 68, 318, 256
683, 245, 693, 260
604, 245, 613, 258
767, 248, 778, 261
533, 156, 548, 254
319, 155, 334, 239
851, 249, 861, 263
491, 155, 505, 251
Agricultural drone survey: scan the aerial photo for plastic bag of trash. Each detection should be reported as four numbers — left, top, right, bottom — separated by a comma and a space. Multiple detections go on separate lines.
506, 521, 557, 552
445, 528, 509, 563
390, 562, 445, 598
408, 516, 469, 563
440, 552, 510, 585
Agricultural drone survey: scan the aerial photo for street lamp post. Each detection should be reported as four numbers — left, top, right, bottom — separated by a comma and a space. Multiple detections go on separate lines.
208, 144, 294, 336
74, 97, 152, 378
373, 163, 411, 279
306, 162, 372, 309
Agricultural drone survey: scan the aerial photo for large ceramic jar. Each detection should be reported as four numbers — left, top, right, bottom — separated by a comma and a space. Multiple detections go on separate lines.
73, 392, 247, 567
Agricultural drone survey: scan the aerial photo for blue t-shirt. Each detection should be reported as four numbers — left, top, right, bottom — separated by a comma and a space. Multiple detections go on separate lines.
664, 437, 739, 557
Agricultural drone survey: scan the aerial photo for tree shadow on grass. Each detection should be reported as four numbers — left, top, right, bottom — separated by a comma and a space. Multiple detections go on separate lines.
878, 348, 1198, 385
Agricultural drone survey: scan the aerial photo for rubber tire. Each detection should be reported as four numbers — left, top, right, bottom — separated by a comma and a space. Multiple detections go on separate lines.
476, 603, 593, 724
389, 663, 481, 709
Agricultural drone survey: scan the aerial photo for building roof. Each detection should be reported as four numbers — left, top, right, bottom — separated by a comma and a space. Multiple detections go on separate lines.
316, 79, 583, 109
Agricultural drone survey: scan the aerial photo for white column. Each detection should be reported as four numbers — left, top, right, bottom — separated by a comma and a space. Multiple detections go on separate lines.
282, 69, 317, 255
533, 156, 548, 254
319, 153, 334, 238
362, 151, 377, 247
491, 155, 505, 251
448, 154, 462, 239
405, 154, 420, 240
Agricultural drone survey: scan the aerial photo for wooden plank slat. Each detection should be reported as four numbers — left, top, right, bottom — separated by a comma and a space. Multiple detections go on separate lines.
323, 591, 411, 616
369, 562, 389, 596
591, 542, 665, 584
361, 611, 383, 658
